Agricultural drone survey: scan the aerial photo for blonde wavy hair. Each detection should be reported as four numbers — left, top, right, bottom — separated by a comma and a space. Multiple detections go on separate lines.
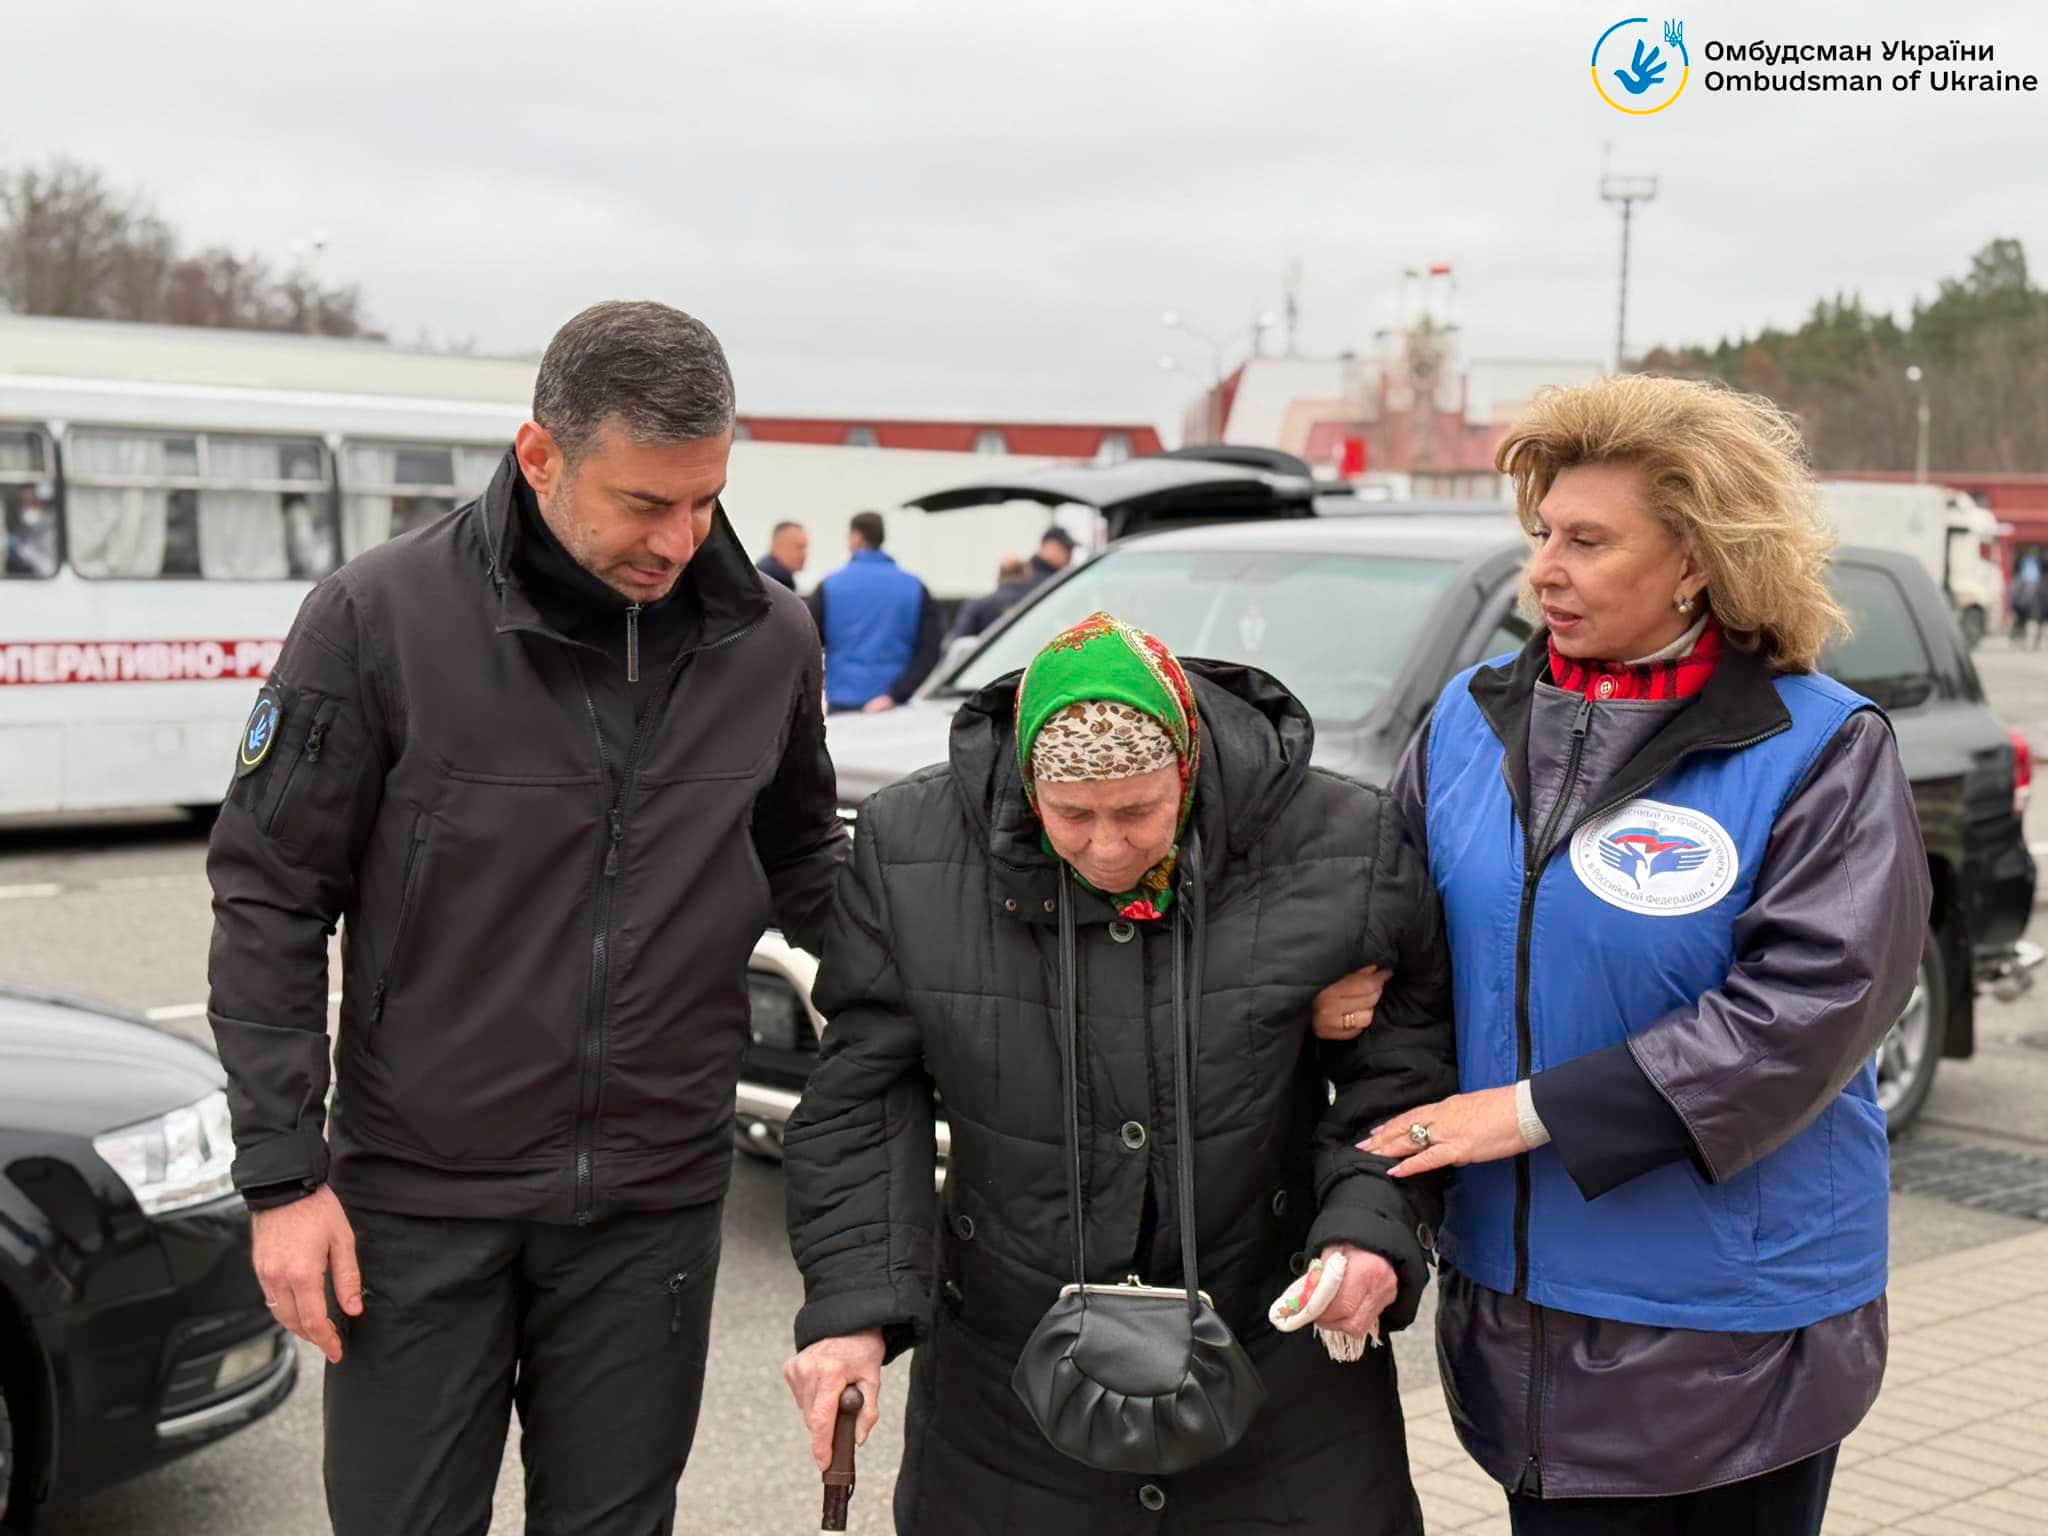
1496, 374, 1847, 672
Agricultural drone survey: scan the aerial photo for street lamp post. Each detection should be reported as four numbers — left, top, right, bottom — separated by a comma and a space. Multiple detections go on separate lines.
1599, 173, 1657, 372
1906, 365, 1930, 483
1161, 310, 1226, 444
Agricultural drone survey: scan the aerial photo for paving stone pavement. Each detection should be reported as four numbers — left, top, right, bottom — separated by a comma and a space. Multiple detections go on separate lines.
1399, 1227, 2048, 1534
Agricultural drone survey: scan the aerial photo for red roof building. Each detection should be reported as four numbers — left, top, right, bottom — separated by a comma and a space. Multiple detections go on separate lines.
734, 416, 1161, 462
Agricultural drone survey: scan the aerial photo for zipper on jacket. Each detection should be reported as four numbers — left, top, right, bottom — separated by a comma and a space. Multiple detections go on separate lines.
1513, 694, 1591, 1290
569, 613, 767, 1224
263, 697, 339, 836
1507, 694, 1588, 1497
1518, 1303, 1548, 1496
626, 604, 641, 684
370, 817, 429, 1028
667, 1270, 688, 1334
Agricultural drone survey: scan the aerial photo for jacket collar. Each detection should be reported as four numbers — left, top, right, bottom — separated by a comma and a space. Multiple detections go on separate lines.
472, 447, 770, 651
1469, 630, 1793, 828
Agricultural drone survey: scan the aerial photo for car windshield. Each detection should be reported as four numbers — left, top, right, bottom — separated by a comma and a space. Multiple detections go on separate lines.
941, 548, 1461, 723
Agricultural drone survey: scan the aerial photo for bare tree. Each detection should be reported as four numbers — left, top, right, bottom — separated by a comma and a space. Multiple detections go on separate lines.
0, 156, 380, 338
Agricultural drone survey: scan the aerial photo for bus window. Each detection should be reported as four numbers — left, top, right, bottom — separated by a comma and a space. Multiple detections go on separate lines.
0, 427, 59, 578
65, 428, 336, 580
342, 441, 502, 558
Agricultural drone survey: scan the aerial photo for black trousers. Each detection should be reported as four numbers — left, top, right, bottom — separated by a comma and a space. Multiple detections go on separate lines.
324, 1201, 723, 1536
1507, 1447, 1839, 1536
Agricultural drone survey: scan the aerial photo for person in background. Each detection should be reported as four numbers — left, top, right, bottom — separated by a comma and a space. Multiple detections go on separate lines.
808, 509, 942, 713
2016, 549, 2048, 649
757, 519, 809, 591
946, 553, 1037, 644
1026, 525, 1077, 588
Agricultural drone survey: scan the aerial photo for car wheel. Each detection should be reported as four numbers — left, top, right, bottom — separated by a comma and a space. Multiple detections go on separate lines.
1876, 934, 1945, 1135
1959, 607, 1987, 650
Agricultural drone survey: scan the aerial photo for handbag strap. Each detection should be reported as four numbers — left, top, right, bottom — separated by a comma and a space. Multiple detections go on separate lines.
1054, 853, 1207, 1313
1057, 865, 1089, 1286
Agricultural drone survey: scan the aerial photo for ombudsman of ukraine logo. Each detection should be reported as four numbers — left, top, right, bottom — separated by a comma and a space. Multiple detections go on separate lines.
1570, 797, 1739, 917
240, 695, 280, 770
1593, 17, 1690, 114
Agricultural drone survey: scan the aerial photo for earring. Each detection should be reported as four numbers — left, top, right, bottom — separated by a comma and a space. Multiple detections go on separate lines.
1676, 593, 1695, 614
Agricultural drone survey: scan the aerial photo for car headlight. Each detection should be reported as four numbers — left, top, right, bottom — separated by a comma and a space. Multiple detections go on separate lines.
93, 1090, 238, 1216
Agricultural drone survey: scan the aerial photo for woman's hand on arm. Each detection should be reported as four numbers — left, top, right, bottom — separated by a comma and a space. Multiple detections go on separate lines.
1312, 966, 1390, 1040
1357, 1086, 1529, 1176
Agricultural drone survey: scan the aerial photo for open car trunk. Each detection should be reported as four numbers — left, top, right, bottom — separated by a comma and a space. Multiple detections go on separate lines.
905, 453, 1319, 543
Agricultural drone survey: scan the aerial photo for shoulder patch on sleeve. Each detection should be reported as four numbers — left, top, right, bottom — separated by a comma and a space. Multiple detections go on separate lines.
236, 684, 286, 779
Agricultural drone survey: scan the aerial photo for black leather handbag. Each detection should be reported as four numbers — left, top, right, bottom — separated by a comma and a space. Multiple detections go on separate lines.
1011, 862, 1266, 1476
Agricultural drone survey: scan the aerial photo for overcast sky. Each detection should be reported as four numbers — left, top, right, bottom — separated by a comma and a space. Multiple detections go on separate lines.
11, 0, 2045, 428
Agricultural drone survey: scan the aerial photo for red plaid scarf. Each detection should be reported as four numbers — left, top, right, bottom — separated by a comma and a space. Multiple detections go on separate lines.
1548, 622, 1724, 702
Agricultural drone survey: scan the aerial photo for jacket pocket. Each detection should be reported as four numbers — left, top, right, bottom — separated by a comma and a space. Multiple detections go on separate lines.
368, 814, 430, 1039
264, 696, 342, 837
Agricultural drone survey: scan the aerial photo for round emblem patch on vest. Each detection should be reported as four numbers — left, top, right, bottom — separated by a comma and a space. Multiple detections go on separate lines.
239, 696, 281, 771
1569, 798, 1740, 918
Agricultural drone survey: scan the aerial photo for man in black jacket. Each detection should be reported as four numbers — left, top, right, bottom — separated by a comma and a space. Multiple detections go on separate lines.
206, 301, 847, 1536
756, 518, 809, 590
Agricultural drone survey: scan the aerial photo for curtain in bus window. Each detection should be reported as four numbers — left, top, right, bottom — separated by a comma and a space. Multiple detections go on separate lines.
66, 432, 170, 578
198, 437, 291, 579
0, 431, 43, 473
342, 442, 398, 559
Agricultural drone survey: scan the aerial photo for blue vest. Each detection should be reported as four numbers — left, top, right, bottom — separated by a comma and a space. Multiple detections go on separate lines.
1425, 662, 1889, 1331
821, 550, 924, 708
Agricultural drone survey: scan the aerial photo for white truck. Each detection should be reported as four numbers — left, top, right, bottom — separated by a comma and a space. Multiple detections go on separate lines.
1814, 481, 2006, 648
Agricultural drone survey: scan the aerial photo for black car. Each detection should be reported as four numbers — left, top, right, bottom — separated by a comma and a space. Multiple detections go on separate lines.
0, 989, 295, 1527
738, 503, 2036, 1144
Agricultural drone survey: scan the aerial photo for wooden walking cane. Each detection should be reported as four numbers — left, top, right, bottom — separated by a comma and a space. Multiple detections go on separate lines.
819, 1384, 864, 1533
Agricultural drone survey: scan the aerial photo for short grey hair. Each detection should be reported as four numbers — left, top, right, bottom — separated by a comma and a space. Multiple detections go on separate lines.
532, 301, 735, 462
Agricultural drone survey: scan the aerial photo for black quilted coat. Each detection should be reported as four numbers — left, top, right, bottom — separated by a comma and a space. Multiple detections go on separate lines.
785, 661, 1458, 1535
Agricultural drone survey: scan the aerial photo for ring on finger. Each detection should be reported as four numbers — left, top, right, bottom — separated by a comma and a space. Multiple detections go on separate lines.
1407, 1122, 1433, 1149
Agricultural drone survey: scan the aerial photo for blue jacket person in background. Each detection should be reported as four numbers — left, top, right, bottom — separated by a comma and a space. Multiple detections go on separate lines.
1349, 375, 1930, 1536
808, 509, 941, 712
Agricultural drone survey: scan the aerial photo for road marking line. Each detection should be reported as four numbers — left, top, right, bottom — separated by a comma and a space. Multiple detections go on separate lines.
145, 991, 342, 1022
0, 874, 205, 900
98, 874, 209, 893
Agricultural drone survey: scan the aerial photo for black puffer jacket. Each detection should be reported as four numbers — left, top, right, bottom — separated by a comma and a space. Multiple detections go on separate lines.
785, 662, 1457, 1535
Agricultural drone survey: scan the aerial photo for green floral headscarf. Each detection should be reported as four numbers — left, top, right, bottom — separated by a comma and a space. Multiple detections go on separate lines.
1014, 612, 1200, 920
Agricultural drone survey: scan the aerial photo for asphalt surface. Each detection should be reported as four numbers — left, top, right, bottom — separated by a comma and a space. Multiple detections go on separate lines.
6, 639, 2048, 1533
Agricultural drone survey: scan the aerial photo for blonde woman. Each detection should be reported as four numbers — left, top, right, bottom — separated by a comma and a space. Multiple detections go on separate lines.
1347, 376, 1930, 1535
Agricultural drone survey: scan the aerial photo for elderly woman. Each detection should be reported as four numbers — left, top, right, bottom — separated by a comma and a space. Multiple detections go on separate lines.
1346, 376, 1929, 1535
782, 613, 1456, 1534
